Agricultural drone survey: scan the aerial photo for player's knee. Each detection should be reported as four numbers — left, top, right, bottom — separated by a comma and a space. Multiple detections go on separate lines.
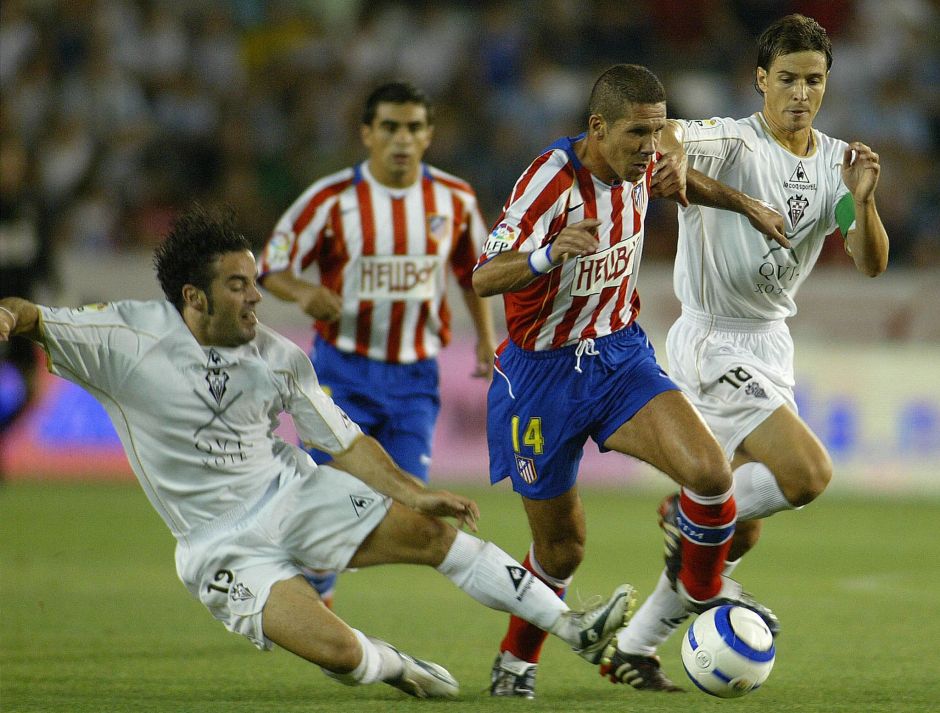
682, 448, 734, 497
536, 537, 584, 579
782, 453, 833, 507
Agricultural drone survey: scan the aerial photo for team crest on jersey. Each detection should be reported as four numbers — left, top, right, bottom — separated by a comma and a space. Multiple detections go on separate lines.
632, 182, 647, 214
482, 222, 516, 256
514, 455, 538, 484
205, 348, 229, 406
426, 214, 449, 245
787, 194, 809, 227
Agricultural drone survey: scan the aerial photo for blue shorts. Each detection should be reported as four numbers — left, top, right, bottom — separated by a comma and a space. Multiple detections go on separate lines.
308, 337, 440, 481
486, 323, 678, 499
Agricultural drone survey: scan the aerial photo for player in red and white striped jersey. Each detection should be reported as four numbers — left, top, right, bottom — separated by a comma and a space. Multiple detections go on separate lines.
474, 64, 782, 698
259, 82, 495, 605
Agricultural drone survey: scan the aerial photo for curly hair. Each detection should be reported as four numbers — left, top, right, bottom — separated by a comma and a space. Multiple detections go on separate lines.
153, 204, 252, 312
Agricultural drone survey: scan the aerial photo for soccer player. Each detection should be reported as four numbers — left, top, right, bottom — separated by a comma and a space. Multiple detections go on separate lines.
258, 81, 496, 604
0, 206, 634, 700
609, 15, 889, 691
473, 64, 783, 699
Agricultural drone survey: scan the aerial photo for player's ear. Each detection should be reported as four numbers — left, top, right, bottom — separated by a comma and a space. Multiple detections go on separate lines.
182, 284, 206, 312
589, 114, 606, 140
755, 67, 768, 95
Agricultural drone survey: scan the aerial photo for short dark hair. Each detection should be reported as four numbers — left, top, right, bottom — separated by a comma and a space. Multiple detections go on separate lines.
757, 14, 833, 74
589, 64, 666, 123
361, 81, 434, 126
154, 204, 252, 312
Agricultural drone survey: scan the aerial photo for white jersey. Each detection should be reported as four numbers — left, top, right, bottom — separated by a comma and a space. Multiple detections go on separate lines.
674, 114, 854, 319
37, 300, 361, 543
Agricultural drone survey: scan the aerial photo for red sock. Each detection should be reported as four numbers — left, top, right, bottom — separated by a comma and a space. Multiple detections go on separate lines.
498, 551, 566, 663
677, 489, 736, 601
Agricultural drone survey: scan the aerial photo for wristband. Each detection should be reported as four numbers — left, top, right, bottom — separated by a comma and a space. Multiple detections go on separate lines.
0, 304, 17, 329
527, 243, 555, 275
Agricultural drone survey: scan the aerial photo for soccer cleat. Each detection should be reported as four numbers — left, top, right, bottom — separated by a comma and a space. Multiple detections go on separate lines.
678, 576, 780, 637
489, 654, 537, 698
372, 638, 459, 699
657, 492, 682, 588
556, 583, 637, 664
599, 647, 685, 692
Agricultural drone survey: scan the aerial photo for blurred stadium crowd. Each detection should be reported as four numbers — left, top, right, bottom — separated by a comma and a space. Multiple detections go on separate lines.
2, 0, 938, 298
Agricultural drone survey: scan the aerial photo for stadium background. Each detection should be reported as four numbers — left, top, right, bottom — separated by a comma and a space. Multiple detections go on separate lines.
1, 0, 939, 493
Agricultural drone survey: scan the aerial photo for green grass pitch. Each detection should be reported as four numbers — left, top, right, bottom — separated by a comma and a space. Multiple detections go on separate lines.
2, 481, 939, 712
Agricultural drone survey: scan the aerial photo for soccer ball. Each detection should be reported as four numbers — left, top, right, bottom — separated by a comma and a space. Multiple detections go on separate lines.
680, 604, 775, 698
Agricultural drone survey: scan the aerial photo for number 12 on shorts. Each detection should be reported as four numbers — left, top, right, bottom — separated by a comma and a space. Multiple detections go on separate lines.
511, 415, 544, 455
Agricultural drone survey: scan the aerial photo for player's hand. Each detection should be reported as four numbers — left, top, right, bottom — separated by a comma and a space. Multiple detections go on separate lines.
0, 307, 15, 341
297, 285, 343, 322
473, 339, 495, 379
650, 150, 689, 207
842, 142, 880, 203
551, 219, 601, 262
411, 489, 481, 532
745, 198, 790, 248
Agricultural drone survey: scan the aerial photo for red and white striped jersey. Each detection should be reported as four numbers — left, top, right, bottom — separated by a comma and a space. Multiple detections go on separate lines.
260, 161, 486, 363
476, 134, 654, 351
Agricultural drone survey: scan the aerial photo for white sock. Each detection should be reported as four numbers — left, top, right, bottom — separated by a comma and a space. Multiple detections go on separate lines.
321, 629, 401, 686
723, 558, 741, 577
733, 462, 794, 520
616, 570, 688, 656
437, 530, 568, 635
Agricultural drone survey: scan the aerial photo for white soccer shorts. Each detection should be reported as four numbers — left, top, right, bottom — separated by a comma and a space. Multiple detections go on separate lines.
666, 307, 797, 460
174, 464, 391, 650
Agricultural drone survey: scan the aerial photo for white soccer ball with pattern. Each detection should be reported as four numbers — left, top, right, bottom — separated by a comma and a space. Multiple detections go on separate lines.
680, 604, 775, 698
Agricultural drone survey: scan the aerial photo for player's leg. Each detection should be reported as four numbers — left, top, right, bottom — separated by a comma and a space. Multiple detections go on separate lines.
372, 360, 440, 483
348, 500, 633, 661
491, 488, 586, 697
262, 575, 459, 699
604, 389, 736, 602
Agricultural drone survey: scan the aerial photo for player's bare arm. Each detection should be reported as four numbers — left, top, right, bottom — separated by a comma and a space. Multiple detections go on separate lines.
685, 169, 791, 249
330, 434, 480, 531
841, 141, 889, 277
650, 122, 690, 206
459, 286, 496, 378
260, 270, 343, 322
472, 219, 601, 297
0, 297, 41, 342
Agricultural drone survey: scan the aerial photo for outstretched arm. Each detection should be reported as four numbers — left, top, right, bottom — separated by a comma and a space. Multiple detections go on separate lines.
685, 169, 791, 249
0, 297, 41, 342
841, 142, 889, 277
331, 435, 480, 531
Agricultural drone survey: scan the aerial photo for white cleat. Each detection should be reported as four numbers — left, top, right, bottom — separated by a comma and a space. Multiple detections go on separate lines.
371, 638, 459, 699
556, 584, 637, 664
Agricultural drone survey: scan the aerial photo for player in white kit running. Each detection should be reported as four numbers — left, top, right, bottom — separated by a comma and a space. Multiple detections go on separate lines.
0, 206, 636, 700
606, 15, 889, 691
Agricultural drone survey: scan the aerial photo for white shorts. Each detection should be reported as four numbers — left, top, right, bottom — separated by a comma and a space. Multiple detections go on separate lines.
666, 307, 797, 460
174, 464, 391, 650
